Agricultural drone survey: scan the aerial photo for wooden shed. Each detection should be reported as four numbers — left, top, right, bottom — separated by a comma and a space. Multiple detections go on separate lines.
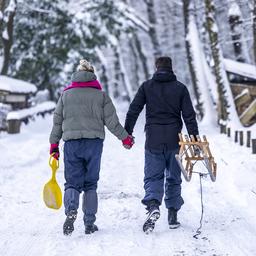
0, 75, 37, 110
223, 58, 256, 126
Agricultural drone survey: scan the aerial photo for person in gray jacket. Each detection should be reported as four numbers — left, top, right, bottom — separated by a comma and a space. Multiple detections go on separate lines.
49, 59, 134, 235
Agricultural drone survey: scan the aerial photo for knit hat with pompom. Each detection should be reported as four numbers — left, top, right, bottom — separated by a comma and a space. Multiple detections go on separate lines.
77, 59, 94, 73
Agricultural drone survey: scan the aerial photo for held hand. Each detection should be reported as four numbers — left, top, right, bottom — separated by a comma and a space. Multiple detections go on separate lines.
50, 143, 60, 160
122, 135, 135, 150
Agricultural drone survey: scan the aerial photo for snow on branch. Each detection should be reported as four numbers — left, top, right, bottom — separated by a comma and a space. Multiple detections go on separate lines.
23, 3, 53, 14
116, 2, 150, 32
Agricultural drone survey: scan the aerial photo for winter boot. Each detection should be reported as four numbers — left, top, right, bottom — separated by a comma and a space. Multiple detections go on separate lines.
63, 210, 77, 235
143, 200, 160, 234
168, 207, 180, 229
85, 224, 99, 235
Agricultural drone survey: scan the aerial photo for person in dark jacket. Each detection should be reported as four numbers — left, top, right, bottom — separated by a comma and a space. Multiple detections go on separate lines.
125, 57, 199, 233
49, 59, 134, 236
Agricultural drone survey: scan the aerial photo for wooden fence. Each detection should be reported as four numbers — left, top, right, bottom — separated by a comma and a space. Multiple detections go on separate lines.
220, 124, 256, 154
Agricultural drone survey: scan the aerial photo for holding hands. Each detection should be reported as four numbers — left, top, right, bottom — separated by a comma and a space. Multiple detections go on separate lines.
122, 135, 135, 149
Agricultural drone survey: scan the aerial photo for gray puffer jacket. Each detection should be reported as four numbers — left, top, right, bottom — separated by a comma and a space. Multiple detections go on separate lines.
49, 71, 128, 144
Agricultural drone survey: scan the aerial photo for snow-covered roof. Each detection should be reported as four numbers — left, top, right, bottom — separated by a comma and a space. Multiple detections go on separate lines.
0, 75, 37, 94
223, 58, 256, 80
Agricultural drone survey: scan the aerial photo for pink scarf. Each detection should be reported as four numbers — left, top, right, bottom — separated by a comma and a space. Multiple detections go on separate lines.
64, 80, 102, 91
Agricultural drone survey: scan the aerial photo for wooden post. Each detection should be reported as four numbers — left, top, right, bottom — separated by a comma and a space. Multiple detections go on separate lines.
235, 131, 238, 143
246, 131, 251, 148
252, 139, 256, 154
223, 125, 227, 134
239, 131, 244, 146
7, 119, 21, 134
227, 127, 231, 137
220, 124, 226, 134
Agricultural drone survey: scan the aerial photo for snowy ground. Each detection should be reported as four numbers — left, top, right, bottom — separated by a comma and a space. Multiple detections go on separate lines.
0, 105, 256, 256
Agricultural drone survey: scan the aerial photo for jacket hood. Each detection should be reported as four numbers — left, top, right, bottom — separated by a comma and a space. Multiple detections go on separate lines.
152, 69, 177, 82
64, 80, 102, 91
71, 70, 97, 82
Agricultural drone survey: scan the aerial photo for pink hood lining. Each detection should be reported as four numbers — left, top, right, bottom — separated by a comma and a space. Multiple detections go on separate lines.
64, 80, 102, 91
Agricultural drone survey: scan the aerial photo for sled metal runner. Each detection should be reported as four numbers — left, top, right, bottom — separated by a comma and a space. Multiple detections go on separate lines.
175, 133, 217, 182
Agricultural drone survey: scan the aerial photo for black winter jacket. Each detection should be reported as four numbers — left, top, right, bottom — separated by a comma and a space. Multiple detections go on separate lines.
124, 70, 199, 150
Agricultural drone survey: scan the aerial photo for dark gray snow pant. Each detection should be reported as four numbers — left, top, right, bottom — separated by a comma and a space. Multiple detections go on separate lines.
63, 138, 103, 226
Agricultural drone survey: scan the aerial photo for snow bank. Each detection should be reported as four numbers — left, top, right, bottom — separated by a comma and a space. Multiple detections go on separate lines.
223, 58, 256, 80
1, 109, 256, 256
0, 75, 37, 94
6, 101, 56, 121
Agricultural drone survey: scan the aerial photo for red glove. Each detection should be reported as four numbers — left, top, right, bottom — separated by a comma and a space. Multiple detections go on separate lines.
50, 143, 60, 160
122, 135, 134, 149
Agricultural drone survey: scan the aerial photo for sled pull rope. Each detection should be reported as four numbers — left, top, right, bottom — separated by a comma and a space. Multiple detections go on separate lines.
193, 173, 205, 239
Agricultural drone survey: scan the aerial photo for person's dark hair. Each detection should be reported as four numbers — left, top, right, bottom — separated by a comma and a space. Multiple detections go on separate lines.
155, 57, 172, 70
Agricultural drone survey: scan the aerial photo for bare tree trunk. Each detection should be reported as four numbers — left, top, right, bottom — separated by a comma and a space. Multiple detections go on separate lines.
204, 0, 229, 123
0, 0, 6, 20
95, 47, 110, 95
183, 0, 203, 120
122, 0, 150, 81
144, 0, 161, 58
112, 45, 132, 102
253, 0, 256, 64
1, 0, 17, 75
113, 47, 122, 99
159, 1, 171, 56
0, 0, 6, 21
0, 0, 7, 61
129, 38, 140, 89
133, 33, 150, 80
228, 2, 250, 63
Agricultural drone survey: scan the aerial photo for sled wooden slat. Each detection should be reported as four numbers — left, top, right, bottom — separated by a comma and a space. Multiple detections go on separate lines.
196, 135, 202, 142
185, 135, 195, 157
190, 135, 196, 142
176, 133, 217, 182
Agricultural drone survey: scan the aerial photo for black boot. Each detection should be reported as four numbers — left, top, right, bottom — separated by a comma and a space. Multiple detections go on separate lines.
85, 224, 99, 234
63, 210, 77, 236
143, 200, 160, 234
168, 207, 180, 229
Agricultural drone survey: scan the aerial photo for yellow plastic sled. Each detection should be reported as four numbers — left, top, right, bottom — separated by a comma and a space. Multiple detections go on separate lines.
43, 155, 62, 210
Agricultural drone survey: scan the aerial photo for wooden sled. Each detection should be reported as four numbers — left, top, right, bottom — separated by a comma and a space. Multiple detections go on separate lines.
175, 133, 217, 182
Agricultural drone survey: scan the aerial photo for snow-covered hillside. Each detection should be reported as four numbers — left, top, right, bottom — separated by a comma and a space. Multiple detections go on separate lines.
0, 106, 256, 256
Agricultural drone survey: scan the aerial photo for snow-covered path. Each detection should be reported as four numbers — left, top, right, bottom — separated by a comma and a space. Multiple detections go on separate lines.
0, 107, 256, 256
